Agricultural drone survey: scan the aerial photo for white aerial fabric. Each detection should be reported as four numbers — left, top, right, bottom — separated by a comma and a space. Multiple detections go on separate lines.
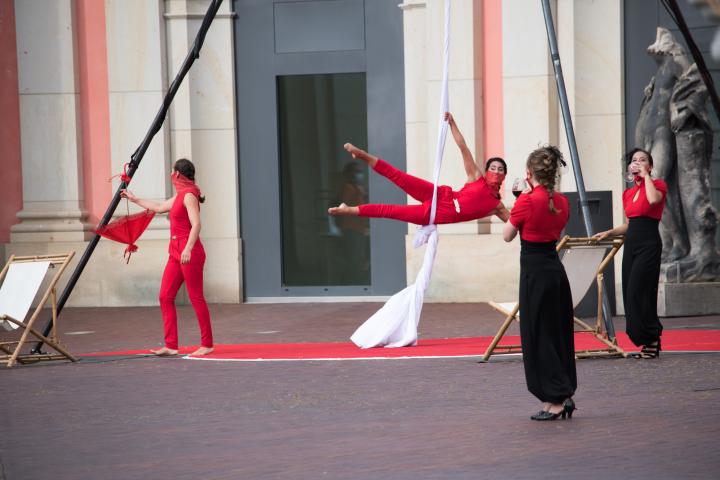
351, 0, 451, 348
0, 261, 51, 331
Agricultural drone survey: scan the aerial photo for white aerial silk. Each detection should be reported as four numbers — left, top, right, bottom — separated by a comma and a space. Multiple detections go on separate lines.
351, 0, 451, 348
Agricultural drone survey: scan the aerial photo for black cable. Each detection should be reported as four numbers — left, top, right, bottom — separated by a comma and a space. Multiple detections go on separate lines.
660, 0, 720, 124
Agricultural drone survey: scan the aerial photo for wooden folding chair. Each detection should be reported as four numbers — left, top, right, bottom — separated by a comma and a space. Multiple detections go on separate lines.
0, 252, 77, 367
480, 236, 626, 362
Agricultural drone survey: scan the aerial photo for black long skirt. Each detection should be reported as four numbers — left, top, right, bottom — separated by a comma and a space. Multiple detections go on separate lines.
518, 240, 576, 404
622, 217, 663, 346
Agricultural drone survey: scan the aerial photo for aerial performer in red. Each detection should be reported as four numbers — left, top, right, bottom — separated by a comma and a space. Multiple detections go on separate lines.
328, 112, 510, 225
121, 158, 214, 357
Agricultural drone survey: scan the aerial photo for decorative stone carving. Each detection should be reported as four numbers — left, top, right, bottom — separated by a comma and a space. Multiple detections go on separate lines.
635, 27, 720, 282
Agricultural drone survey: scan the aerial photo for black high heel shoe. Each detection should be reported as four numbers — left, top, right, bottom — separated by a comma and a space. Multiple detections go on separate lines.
530, 410, 547, 420
632, 339, 661, 359
532, 398, 576, 421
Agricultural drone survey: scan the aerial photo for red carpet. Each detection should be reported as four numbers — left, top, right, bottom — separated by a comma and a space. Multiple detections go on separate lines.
85, 329, 720, 361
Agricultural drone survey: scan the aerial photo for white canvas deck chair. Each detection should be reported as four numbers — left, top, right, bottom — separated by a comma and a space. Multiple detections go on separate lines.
0, 253, 77, 367
480, 236, 626, 362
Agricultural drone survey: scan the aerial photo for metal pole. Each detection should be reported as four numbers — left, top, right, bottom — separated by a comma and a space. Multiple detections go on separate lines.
32, 0, 225, 354
540, 0, 616, 338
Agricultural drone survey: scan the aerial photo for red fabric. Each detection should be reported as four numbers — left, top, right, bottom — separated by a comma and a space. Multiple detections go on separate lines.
84, 329, 720, 359
510, 185, 569, 242
171, 171, 202, 198
359, 186, 458, 225
95, 209, 155, 262
483, 171, 505, 194
623, 178, 667, 220
454, 176, 501, 222
109, 163, 132, 184
169, 193, 195, 238
159, 237, 213, 349
357, 159, 499, 225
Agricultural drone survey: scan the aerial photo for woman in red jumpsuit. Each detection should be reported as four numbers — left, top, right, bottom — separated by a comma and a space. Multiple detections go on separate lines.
328, 112, 510, 224
122, 158, 214, 356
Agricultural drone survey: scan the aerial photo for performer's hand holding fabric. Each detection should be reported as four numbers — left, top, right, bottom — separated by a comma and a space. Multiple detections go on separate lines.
120, 189, 137, 202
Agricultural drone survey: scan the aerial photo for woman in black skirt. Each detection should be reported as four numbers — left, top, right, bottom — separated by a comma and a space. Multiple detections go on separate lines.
594, 148, 666, 358
503, 146, 576, 421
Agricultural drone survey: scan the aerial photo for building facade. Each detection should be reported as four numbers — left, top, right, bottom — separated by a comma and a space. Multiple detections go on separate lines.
0, 0, 716, 311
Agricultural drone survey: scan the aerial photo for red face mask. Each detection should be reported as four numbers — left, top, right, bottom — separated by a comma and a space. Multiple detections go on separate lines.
485, 171, 506, 191
171, 171, 202, 198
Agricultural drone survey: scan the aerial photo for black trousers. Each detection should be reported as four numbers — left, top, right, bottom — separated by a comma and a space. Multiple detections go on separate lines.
519, 240, 577, 404
622, 217, 663, 347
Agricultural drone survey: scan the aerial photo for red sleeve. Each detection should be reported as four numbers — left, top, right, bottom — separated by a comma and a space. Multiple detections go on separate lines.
622, 187, 633, 212
653, 179, 667, 195
509, 194, 531, 230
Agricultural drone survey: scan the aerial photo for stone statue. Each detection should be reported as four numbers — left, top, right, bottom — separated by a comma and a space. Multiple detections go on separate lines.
635, 27, 720, 282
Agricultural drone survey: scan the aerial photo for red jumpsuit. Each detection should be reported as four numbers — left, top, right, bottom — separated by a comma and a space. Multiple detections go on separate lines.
158, 190, 213, 350
357, 159, 501, 225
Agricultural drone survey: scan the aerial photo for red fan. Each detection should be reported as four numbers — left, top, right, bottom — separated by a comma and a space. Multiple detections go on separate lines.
96, 209, 155, 263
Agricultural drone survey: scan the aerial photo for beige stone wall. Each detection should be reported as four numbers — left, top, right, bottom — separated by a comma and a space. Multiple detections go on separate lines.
400, 0, 625, 304
5, 0, 626, 307
4, 0, 241, 307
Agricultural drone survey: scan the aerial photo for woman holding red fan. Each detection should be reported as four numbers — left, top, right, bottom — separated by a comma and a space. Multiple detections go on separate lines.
121, 158, 214, 356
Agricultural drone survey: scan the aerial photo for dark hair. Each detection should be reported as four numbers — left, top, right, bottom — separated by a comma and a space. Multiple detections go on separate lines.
174, 158, 205, 203
625, 148, 653, 167
485, 157, 507, 173
526, 145, 566, 214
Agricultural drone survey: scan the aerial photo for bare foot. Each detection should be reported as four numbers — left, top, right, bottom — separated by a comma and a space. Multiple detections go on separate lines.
328, 203, 359, 216
190, 346, 214, 356
343, 143, 377, 168
150, 347, 178, 357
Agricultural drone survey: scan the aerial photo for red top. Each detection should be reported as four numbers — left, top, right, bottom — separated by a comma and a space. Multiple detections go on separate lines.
169, 192, 199, 238
509, 185, 569, 242
622, 178, 667, 220
453, 177, 502, 222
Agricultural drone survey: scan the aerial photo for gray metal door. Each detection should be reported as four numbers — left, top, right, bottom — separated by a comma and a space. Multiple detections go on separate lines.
234, 0, 406, 299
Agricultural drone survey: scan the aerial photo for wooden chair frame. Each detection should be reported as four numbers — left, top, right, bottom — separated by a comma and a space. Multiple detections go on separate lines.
0, 252, 77, 367
480, 236, 627, 362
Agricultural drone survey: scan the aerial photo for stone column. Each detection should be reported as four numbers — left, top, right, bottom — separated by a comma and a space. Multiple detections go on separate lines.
502, 0, 559, 178
11, 0, 92, 242
105, 0, 172, 237
0, 1, 22, 246
163, 0, 241, 302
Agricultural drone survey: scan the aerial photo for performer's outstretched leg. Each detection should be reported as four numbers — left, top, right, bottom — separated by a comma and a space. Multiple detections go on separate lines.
344, 143, 435, 202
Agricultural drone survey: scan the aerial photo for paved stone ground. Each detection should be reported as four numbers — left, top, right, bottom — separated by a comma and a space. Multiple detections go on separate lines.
1, 304, 719, 480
